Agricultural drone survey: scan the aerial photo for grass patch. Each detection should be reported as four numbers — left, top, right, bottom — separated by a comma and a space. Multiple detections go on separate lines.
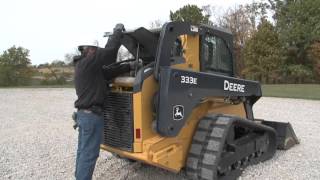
1, 83, 319, 100
262, 84, 320, 100
0, 84, 74, 88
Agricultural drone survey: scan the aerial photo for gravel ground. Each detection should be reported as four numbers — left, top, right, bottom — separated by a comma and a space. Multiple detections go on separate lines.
0, 88, 319, 180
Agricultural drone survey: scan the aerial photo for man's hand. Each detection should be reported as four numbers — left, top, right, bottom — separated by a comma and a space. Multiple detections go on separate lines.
128, 61, 136, 70
104, 23, 125, 49
72, 112, 78, 130
113, 23, 125, 33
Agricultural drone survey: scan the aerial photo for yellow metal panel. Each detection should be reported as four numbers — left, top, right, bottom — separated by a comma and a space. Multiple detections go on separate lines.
151, 144, 183, 170
139, 75, 159, 140
132, 75, 159, 153
133, 143, 142, 152
172, 35, 200, 71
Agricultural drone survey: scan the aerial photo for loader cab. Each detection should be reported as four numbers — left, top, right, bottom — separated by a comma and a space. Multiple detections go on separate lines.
151, 23, 235, 79
112, 22, 234, 80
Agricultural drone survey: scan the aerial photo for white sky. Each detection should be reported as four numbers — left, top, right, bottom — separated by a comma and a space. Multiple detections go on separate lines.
0, 0, 254, 65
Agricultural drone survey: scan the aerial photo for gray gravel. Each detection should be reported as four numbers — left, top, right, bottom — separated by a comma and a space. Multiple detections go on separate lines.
0, 88, 319, 180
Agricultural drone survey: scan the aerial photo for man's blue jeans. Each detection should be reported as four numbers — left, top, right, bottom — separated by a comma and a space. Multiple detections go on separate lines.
75, 110, 104, 180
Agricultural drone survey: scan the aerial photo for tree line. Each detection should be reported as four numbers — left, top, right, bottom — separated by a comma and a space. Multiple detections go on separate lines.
0, 46, 33, 86
169, 0, 320, 83
0, 46, 73, 86
1, 0, 319, 87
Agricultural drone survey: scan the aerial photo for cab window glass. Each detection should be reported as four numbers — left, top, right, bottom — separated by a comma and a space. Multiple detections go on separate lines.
170, 37, 185, 65
171, 38, 183, 57
201, 35, 233, 75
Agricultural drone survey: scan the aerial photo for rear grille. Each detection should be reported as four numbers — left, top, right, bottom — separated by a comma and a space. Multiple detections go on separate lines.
103, 92, 134, 152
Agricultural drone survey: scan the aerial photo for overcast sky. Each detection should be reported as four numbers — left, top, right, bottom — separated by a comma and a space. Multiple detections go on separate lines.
0, 0, 254, 65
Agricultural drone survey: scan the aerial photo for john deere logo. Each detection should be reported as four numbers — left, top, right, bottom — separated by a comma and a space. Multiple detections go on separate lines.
173, 105, 184, 121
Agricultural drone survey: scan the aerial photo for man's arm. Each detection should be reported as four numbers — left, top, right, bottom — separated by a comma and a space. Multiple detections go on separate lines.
96, 24, 124, 66
103, 63, 130, 81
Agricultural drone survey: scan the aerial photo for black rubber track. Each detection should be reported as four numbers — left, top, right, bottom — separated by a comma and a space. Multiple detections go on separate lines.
186, 114, 277, 180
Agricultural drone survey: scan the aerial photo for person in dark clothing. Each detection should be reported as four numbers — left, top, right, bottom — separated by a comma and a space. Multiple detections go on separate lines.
73, 23, 129, 180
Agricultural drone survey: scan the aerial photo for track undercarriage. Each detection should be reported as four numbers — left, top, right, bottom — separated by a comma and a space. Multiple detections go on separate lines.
186, 114, 298, 180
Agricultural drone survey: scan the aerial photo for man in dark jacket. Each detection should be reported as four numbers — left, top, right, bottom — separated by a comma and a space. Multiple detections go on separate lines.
73, 24, 129, 180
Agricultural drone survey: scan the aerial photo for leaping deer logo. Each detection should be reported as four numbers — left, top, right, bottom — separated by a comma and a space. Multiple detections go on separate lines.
173, 105, 184, 121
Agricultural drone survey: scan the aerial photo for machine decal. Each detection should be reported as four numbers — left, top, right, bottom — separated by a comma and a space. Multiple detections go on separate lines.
190, 25, 198, 32
173, 105, 184, 121
223, 80, 245, 93
143, 67, 153, 74
181, 75, 197, 85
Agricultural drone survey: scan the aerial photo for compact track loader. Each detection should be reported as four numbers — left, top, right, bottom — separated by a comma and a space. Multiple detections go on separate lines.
100, 22, 299, 180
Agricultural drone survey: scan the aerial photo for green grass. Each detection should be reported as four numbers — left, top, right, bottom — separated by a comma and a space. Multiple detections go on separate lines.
1, 83, 319, 100
0, 84, 74, 88
262, 84, 320, 100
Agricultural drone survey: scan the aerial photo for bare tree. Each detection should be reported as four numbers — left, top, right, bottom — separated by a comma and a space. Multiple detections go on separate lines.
150, 20, 164, 29
217, 2, 269, 77
64, 48, 80, 65
201, 5, 215, 26
217, 5, 253, 77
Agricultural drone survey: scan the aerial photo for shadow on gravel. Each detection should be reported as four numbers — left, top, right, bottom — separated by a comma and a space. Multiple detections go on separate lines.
127, 164, 187, 180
